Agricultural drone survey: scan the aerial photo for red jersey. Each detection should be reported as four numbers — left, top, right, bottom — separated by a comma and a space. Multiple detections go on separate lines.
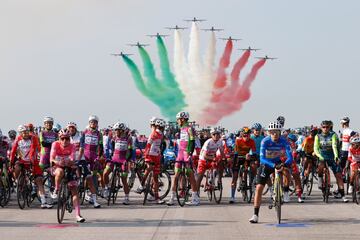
234, 137, 256, 157
10, 135, 39, 164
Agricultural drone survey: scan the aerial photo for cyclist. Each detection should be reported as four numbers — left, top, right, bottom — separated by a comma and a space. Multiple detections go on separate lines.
339, 117, 356, 177
347, 136, 360, 194
314, 120, 348, 202
277, 116, 285, 128
196, 128, 226, 203
0, 129, 9, 189
50, 129, 85, 223
10, 125, 52, 209
78, 115, 103, 208
287, 133, 304, 203
136, 119, 166, 204
302, 127, 318, 185
230, 127, 256, 203
39, 117, 58, 170
103, 122, 132, 205
167, 111, 199, 206
67, 122, 82, 160
249, 121, 293, 223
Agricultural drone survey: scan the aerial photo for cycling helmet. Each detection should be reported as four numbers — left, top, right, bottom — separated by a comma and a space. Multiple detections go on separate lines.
149, 116, 158, 125
58, 129, 70, 138
268, 121, 283, 131
26, 123, 34, 130
288, 134, 298, 142
155, 119, 166, 128
242, 127, 251, 135
350, 136, 360, 144
8, 130, 17, 139
310, 127, 318, 135
294, 128, 303, 135
67, 122, 77, 129
340, 117, 350, 124
277, 116, 285, 126
88, 115, 99, 122
321, 120, 332, 127
176, 111, 190, 120
43, 116, 54, 123
53, 123, 62, 132
252, 123, 262, 130
18, 125, 28, 133
113, 122, 126, 130
210, 128, 220, 135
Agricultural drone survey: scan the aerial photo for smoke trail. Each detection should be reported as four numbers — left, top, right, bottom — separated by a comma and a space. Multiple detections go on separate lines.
138, 46, 161, 89
213, 40, 233, 89
230, 50, 251, 82
174, 29, 189, 103
156, 36, 178, 87
122, 55, 149, 96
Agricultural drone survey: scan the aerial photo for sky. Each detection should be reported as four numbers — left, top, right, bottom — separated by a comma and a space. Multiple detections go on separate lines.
1, 0, 360, 134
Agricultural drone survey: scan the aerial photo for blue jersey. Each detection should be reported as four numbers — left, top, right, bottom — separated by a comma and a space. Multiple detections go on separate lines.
260, 136, 293, 168
251, 134, 265, 156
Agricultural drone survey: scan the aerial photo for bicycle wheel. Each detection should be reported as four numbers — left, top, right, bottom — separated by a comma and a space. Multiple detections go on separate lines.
17, 173, 26, 209
324, 172, 329, 203
108, 171, 119, 206
205, 171, 213, 202
274, 176, 282, 224
239, 167, 247, 202
213, 170, 223, 204
353, 174, 359, 204
176, 171, 189, 207
2, 172, 11, 206
307, 171, 314, 196
143, 171, 153, 205
78, 176, 86, 205
157, 170, 171, 200
57, 180, 67, 224
246, 170, 254, 203
127, 171, 136, 190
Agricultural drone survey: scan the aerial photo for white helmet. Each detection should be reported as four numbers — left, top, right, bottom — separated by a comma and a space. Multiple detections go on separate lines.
88, 115, 99, 122
350, 136, 360, 144
268, 121, 283, 131
340, 116, 350, 124
176, 111, 189, 120
155, 119, 166, 128
149, 116, 158, 125
17, 125, 28, 132
43, 116, 54, 123
113, 122, 126, 130
210, 128, 220, 135
67, 122, 77, 129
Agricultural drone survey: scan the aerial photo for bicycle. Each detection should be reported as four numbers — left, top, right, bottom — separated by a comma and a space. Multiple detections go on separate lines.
176, 162, 192, 207
351, 168, 360, 204
107, 162, 125, 205
57, 166, 75, 224
203, 163, 223, 204
301, 155, 318, 196
319, 160, 331, 203
238, 157, 256, 203
143, 164, 171, 205
16, 163, 39, 209
268, 164, 284, 224
0, 160, 11, 207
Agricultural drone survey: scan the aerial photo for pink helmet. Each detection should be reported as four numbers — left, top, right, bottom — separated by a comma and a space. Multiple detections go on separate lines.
58, 129, 70, 138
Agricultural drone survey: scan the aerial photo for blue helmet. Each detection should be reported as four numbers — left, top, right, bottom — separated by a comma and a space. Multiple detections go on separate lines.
288, 133, 298, 142
252, 123, 262, 130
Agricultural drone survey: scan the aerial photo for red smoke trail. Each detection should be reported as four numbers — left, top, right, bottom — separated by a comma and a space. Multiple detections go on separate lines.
213, 40, 233, 89
230, 50, 251, 82
236, 59, 266, 102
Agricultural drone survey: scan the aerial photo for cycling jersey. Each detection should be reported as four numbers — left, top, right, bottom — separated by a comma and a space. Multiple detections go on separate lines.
112, 136, 132, 163
260, 136, 293, 168
234, 137, 256, 157
251, 134, 264, 156
314, 132, 339, 161
177, 123, 195, 162
199, 138, 224, 161
10, 135, 39, 164
0, 137, 9, 159
50, 141, 76, 162
348, 145, 360, 164
145, 129, 163, 175
80, 128, 103, 161
302, 136, 315, 155
341, 128, 355, 151
296, 135, 305, 152
70, 131, 83, 160
103, 134, 112, 160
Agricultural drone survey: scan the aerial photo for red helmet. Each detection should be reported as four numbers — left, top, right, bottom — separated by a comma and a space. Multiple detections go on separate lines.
26, 123, 34, 131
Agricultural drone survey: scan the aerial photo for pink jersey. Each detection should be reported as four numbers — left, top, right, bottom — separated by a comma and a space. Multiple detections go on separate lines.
146, 129, 163, 157
50, 141, 76, 162
179, 125, 194, 151
112, 136, 132, 163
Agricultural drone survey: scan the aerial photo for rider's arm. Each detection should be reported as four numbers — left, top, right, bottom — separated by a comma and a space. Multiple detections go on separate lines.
313, 135, 324, 161
283, 138, 294, 167
39, 131, 51, 148
259, 139, 276, 168
78, 132, 85, 160
98, 132, 104, 158
50, 142, 58, 165
9, 137, 19, 165
187, 127, 195, 155
332, 133, 339, 160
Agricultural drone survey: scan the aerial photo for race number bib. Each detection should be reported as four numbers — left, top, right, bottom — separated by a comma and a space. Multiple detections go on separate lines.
85, 135, 98, 145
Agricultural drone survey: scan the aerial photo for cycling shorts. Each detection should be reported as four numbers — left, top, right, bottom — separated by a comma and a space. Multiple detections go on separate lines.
145, 156, 161, 175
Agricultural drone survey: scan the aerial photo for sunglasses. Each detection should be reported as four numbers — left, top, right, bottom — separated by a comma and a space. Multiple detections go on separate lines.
60, 137, 70, 141
322, 126, 330, 129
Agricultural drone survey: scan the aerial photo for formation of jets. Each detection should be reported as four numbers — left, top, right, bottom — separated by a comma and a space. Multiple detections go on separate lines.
127, 42, 149, 47
147, 33, 169, 38
110, 52, 133, 57
255, 55, 277, 60
219, 36, 242, 41
201, 26, 224, 32
238, 46, 261, 52
114, 18, 276, 61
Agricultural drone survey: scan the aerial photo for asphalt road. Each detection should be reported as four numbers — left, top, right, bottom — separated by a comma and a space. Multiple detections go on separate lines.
1, 176, 359, 240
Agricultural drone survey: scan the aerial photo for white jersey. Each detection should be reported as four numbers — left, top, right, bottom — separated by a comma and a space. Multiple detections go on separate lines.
70, 131, 82, 160
199, 139, 224, 161
341, 128, 355, 151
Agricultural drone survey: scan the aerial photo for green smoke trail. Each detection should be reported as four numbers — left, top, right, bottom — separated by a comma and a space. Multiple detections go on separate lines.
138, 46, 161, 90
122, 55, 148, 96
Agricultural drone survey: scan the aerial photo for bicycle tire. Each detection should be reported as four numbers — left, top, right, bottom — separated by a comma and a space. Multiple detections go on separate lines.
308, 171, 314, 196
143, 171, 153, 205
206, 171, 213, 202
57, 179, 67, 224
157, 170, 171, 200
108, 170, 118, 206
17, 173, 26, 209
324, 172, 329, 203
353, 174, 359, 204
2, 172, 11, 206
213, 170, 223, 204
246, 170, 253, 203
176, 171, 189, 207
274, 175, 282, 224
239, 167, 247, 202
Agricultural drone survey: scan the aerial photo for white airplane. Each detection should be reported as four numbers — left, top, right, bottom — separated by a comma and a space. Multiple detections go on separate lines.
219, 36, 242, 41
127, 42, 149, 47
110, 52, 133, 57
147, 33, 169, 38
255, 55, 277, 60
238, 46, 261, 52
183, 17, 206, 22
201, 26, 224, 32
